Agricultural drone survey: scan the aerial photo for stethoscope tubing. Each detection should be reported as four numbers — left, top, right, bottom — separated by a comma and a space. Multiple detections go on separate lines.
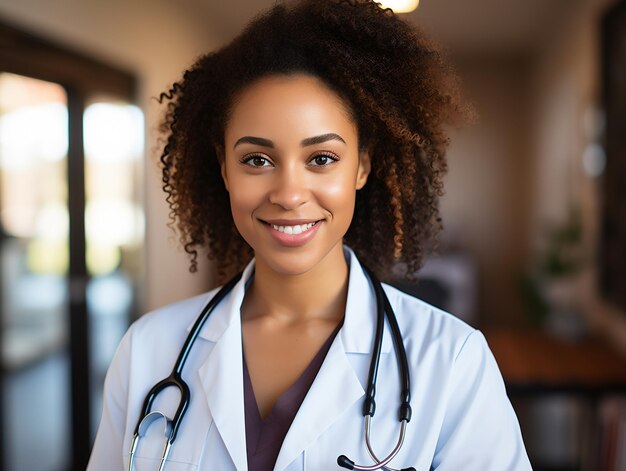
128, 272, 242, 471
133, 272, 242, 444
337, 266, 414, 471
129, 264, 414, 471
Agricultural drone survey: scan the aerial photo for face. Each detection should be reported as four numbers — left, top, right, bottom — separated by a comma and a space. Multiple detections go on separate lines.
221, 73, 370, 277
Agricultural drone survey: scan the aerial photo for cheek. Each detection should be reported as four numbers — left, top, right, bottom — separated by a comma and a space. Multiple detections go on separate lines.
316, 172, 357, 219
227, 175, 263, 223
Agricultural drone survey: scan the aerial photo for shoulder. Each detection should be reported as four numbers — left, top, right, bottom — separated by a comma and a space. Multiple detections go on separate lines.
383, 283, 479, 349
129, 287, 220, 338
116, 286, 223, 360
381, 281, 481, 364
103, 286, 224, 393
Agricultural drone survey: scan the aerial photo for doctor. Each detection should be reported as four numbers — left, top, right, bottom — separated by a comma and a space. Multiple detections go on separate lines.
88, 1, 532, 470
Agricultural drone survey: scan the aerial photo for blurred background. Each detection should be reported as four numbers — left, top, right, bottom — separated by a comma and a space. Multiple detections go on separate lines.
0, 0, 624, 470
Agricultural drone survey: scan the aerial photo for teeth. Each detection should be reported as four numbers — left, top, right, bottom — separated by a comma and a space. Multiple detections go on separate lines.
270, 222, 317, 234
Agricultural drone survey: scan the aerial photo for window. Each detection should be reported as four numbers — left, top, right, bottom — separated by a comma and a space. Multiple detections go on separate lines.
0, 22, 143, 471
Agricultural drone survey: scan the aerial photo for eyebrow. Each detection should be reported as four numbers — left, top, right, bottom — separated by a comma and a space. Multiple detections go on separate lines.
233, 133, 346, 149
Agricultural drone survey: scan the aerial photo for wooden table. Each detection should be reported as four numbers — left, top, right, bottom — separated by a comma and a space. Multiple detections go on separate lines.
482, 328, 626, 395
482, 328, 626, 470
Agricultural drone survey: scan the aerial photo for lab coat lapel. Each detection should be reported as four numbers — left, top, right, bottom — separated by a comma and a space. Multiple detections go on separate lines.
195, 261, 256, 471
198, 323, 247, 471
273, 247, 392, 471
274, 335, 364, 471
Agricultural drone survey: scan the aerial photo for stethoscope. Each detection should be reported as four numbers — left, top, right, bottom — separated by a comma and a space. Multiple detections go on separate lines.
128, 263, 416, 471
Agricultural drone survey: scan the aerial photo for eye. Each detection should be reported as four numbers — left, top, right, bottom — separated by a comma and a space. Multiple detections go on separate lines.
241, 154, 273, 168
308, 152, 339, 167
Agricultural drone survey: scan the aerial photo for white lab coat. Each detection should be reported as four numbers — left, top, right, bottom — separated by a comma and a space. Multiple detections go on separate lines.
88, 246, 532, 471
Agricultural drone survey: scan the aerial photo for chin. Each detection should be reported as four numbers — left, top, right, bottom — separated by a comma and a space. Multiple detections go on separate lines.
258, 250, 324, 277
252, 239, 344, 278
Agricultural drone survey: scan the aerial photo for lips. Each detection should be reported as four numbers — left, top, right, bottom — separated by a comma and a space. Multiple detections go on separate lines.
259, 218, 323, 247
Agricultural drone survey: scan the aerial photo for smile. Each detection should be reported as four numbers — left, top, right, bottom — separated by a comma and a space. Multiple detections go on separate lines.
260, 219, 323, 247
270, 221, 317, 234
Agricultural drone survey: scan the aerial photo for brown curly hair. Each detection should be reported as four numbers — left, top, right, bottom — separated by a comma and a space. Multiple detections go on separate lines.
158, 0, 470, 283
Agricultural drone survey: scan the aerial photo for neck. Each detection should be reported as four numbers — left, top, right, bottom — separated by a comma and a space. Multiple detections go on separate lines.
242, 243, 349, 325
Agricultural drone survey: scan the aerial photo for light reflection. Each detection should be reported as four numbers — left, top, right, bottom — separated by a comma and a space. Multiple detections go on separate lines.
83, 101, 144, 276
582, 143, 606, 177
0, 73, 68, 276
35, 202, 69, 241
85, 200, 142, 246
0, 104, 68, 168
26, 241, 68, 275
86, 243, 120, 276
377, 0, 419, 13
84, 103, 143, 162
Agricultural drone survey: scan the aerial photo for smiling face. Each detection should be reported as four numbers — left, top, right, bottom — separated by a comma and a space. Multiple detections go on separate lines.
221, 73, 370, 277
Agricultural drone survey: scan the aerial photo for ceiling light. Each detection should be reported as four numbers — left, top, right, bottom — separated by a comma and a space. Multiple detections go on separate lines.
377, 0, 420, 13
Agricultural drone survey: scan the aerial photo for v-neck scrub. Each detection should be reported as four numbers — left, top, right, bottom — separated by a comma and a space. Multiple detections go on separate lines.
243, 321, 343, 471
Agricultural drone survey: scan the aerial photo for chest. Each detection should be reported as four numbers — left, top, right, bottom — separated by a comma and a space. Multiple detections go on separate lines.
241, 320, 339, 419
123, 350, 442, 471
121, 299, 450, 471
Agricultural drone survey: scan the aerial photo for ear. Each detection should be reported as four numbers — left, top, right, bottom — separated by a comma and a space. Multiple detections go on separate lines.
356, 149, 371, 190
216, 145, 230, 192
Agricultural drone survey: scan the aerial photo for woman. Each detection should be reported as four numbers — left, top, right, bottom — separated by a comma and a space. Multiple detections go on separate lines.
88, 1, 532, 470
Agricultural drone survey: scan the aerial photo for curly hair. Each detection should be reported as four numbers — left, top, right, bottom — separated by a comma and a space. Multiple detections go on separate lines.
158, 0, 470, 282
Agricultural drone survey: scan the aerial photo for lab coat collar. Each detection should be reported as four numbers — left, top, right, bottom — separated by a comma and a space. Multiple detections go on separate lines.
188, 256, 256, 342
189, 245, 392, 353
340, 245, 393, 355
192, 245, 392, 471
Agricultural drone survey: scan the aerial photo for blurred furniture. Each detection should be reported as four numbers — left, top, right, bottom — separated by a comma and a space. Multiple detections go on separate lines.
484, 329, 626, 394
484, 328, 626, 471
390, 253, 478, 325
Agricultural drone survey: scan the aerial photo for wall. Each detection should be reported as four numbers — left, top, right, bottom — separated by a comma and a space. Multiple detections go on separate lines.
0, 0, 220, 312
441, 54, 533, 327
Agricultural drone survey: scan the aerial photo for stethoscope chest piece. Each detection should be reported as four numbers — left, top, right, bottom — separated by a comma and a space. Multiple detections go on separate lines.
137, 410, 173, 438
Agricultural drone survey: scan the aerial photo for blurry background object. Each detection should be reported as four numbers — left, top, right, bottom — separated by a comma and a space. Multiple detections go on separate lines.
377, 0, 420, 14
0, 22, 143, 471
390, 245, 478, 325
599, 397, 626, 469
0, 0, 625, 470
600, 0, 626, 315
0, 72, 71, 471
521, 207, 587, 339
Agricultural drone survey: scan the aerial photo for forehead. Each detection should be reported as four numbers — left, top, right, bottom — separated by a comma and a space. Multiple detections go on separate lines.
224, 74, 357, 146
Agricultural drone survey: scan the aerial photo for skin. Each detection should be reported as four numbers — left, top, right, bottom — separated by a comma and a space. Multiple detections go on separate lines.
221, 73, 371, 419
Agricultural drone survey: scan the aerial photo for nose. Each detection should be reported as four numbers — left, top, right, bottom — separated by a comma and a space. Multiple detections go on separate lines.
268, 163, 309, 210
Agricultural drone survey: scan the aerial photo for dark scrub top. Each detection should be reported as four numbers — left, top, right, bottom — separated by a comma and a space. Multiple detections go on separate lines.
243, 321, 343, 471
